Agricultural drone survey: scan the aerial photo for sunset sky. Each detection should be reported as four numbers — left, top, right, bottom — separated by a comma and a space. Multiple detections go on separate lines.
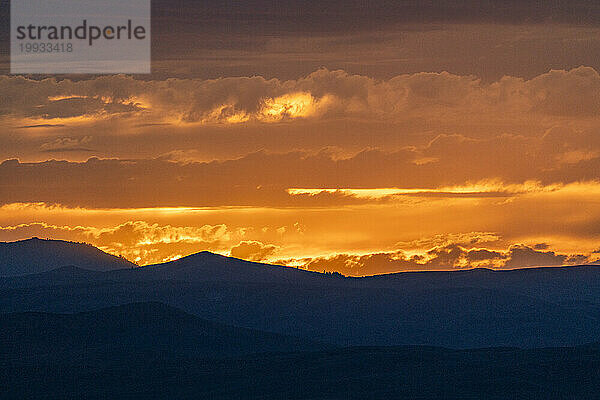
1, 1, 600, 275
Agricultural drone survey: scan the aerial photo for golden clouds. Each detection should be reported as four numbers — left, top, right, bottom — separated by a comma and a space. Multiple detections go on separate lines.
258, 92, 334, 121
3, 67, 600, 130
176, 92, 334, 125
2, 67, 600, 273
90, 221, 231, 247
288, 243, 594, 277
287, 181, 564, 199
40, 136, 93, 152
0, 220, 236, 265
4, 67, 600, 165
199, 102, 250, 124
0, 175, 599, 269
1, 216, 595, 272
230, 241, 279, 261
4, 142, 600, 209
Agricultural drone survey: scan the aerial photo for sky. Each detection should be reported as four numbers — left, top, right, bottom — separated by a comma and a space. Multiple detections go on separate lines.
1, 1, 600, 274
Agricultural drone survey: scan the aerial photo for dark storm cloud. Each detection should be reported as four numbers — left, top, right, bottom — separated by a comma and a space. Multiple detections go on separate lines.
3, 2, 600, 78
152, 0, 600, 34
146, 1, 600, 79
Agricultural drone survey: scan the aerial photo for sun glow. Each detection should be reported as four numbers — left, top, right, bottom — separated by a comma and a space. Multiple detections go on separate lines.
258, 92, 333, 121
287, 181, 567, 199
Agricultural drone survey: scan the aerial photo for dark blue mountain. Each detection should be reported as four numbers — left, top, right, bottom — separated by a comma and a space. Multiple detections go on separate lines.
140, 251, 333, 284
0, 302, 330, 364
0, 238, 135, 276
4, 317, 600, 399
2, 239, 600, 349
3, 240, 600, 398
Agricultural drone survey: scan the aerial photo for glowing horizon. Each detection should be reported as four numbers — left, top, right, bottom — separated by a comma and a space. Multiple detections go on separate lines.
3, 23, 600, 275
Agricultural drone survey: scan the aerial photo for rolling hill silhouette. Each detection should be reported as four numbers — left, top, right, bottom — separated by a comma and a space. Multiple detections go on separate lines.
1, 239, 600, 349
3, 239, 600, 398
0, 238, 135, 276
140, 251, 332, 283
2, 303, 600, 399
0, 302, 329, 364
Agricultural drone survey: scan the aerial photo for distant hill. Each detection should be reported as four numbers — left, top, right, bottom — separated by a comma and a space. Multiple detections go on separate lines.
0, 238, 135, 276
140, 251, 336, 284
0, 302, 330, 364
3, 266, 600, 349
2, 239, 600, 349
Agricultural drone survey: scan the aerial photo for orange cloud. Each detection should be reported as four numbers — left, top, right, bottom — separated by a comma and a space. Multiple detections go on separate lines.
284, 243, 594, 277
3, 67, 600, 129
230, 241, 279, 261
0, 221, 238, 265
258, 92, 335, 121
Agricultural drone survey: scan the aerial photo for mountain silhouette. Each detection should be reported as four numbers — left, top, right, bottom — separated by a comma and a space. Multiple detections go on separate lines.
0, 238, 135, 277
3, 306, 600, 399
140, 250, 337, 284
2, 238, 600, 349
0, 302, 329, 364
3, 239, 600, 398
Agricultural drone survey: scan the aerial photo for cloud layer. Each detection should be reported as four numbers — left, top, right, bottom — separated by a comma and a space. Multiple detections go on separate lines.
3, 67, 600, 125
1, 67, 599, 272
290, 244, 594, 276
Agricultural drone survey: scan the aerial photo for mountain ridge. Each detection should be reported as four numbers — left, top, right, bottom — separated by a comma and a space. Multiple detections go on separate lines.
4, 237, 599, 279
3, 238, 600, 349
0, 301, 332, 363
0, 237, 135, 277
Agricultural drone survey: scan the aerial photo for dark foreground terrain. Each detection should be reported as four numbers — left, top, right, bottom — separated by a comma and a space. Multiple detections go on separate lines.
2, 303, 600, 400
3, 239, 600, 398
